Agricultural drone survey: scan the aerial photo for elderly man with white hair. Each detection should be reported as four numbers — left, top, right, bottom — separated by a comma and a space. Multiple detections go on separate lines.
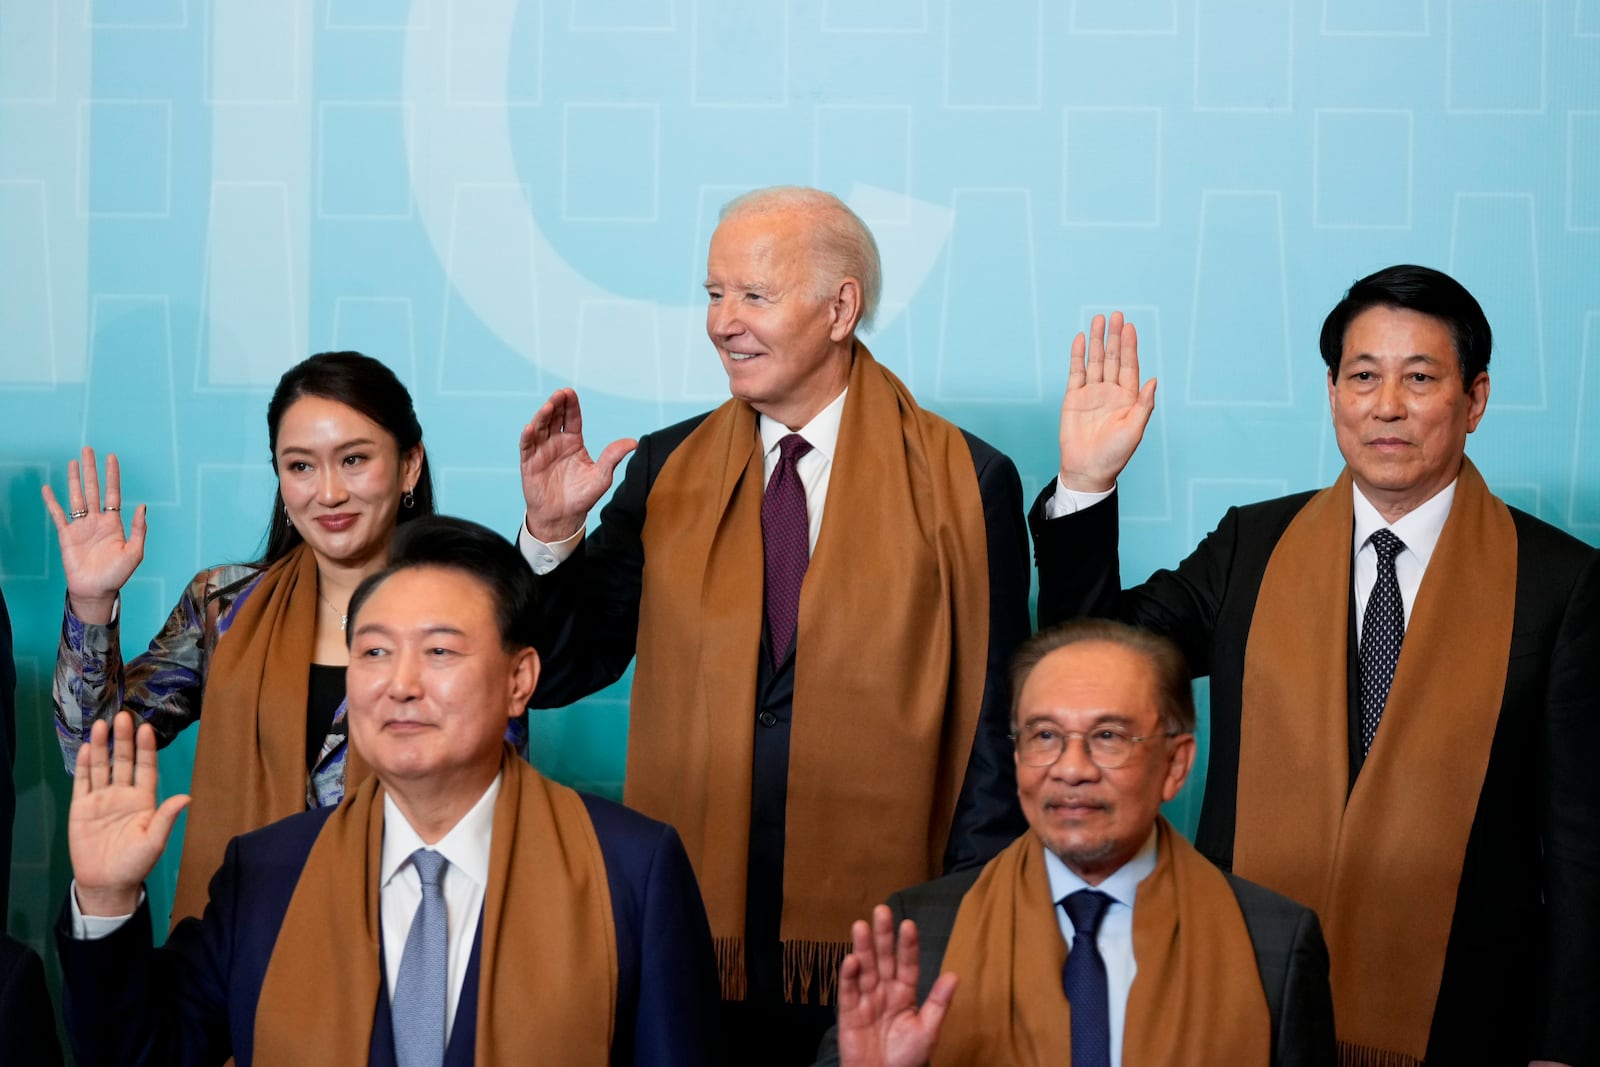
516, 185, 1031, 1061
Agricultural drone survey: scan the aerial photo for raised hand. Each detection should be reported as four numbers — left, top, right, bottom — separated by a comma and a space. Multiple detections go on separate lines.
1058, 311, 1157, 493
836, 905, 959, 1067
518, 389, 638, 544
68, 712, 189, 917
42, 447, 148, 624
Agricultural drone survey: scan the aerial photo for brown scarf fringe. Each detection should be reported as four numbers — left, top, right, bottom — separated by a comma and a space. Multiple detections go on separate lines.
1338, 1041, 1421, 1067
782, 938, 849, 1006
713, 937, 746, 1002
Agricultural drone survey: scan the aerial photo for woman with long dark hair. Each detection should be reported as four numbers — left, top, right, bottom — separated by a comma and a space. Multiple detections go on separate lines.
46, 351, 524, 922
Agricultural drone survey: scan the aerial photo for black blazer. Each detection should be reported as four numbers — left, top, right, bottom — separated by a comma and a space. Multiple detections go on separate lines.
1031, 486, 1600, 1065
812, 861, 1336, 1067
529, 409, 1033, 1003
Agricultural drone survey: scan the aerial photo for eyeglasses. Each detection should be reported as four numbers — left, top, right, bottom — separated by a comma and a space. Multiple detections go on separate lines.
1010, 723, 1184, 769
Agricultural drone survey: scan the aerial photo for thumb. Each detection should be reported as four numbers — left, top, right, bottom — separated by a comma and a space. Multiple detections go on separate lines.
149, 794, 191, 842
595, 438, 639, 480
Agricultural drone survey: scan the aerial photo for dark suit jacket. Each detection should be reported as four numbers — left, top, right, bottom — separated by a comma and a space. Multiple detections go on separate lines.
0, 586, 16, 921
0, 933, 63, 1066
57, 792, 720, 1067
1031, 486, 1600, 1065
530, 409, 1033, 1002
813, 860, 1336, 1067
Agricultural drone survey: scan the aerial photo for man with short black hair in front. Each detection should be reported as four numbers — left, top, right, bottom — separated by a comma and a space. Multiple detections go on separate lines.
56, 516, 718, 1066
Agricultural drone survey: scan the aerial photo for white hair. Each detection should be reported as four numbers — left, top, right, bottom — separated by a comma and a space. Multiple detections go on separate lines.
718, 186, 883, 333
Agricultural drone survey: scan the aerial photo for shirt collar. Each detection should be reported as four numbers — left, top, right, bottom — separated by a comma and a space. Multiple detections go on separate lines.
759, 387, 848, 464
1043, 824, 1159, 911
380, 772, 502, 893
1351, 477, 1456, 568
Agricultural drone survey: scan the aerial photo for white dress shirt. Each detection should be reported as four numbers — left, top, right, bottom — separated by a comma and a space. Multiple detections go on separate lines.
1048, 474, 1458, 639
379, 774, 499, 1044
72, 774, 502, 1047
1043, 827, 1159, 1067
1349, 479, 1454, 640
520, 389, 849, 572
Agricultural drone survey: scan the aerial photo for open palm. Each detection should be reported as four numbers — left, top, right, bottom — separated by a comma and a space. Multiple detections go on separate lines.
836, 908, 959, 1067
1058, 311, 1157, 493
518, 388, 637, 543
42, 447, 148, 622
68, 714, 189, 916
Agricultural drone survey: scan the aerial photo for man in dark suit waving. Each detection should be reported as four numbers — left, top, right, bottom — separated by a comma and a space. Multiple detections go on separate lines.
515, 185, 1030, 1061
1033, 266, 1600, 1066
815, 619, 1335, 1067
56, 517, 719, 1066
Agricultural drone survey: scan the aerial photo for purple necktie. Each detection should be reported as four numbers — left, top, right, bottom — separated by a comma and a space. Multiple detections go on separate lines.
762, 433, 813, 666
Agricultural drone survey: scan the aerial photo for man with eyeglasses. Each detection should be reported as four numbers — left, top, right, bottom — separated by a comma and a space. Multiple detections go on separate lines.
812, 619, 1335, 1067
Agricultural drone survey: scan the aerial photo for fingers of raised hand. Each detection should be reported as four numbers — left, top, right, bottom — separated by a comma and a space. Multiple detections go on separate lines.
1068, 332, 1088, 391
109, 711, 137, 784
1104, 311, 1124, 367
81, 446, 104, 513
86, 718, 112, 789
871, 905, 898, 984
1085, 314, 1108, 374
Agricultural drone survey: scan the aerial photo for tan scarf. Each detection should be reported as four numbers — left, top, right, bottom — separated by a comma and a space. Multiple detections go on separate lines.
1235, 459, 1515, 1066
629, 344, 990, 1003
934, 819, 1270, 1065
175, 544, 369, 924
253, 749, 617, 1065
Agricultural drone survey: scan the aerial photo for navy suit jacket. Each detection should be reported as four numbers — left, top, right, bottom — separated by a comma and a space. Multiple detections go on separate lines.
0, 933, 63, 1066
529, 409, 1033, 1003
1031, 486, 1600, 1065
812, 861, 1336, 1067
57, 792, 720, 1067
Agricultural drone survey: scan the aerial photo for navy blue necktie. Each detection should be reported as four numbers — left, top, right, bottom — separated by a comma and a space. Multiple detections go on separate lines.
392, 849, 449, 1067
1062, 889, 1113, 1067
1359, 529, 1406, 753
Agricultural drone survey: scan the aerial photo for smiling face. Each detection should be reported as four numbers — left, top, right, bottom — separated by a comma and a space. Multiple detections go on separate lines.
273, 395, 423, 571
1328, 305, 1489, 523
346, 566, 538, 813
704, 209, 860, 430
1014, 641, 1194, 884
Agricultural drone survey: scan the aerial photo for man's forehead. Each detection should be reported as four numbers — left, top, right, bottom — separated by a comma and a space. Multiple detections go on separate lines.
1019, 643, 1161, 714
353, 566, 497, 631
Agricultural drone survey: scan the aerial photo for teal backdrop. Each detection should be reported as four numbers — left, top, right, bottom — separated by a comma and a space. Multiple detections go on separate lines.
1, 0, 1596, 995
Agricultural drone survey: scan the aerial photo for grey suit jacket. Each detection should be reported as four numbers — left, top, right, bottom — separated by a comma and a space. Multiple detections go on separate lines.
813, 861, 1336, 1067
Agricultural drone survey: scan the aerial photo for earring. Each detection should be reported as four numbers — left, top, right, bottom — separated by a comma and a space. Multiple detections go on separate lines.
402, 488, 415, 509
283, 501, 294, 529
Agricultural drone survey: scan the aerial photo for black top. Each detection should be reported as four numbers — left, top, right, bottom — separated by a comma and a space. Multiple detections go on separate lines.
306, 664, 347, 771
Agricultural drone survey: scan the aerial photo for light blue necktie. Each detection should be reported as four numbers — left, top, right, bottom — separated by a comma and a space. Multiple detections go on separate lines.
392, 848, 449, 1067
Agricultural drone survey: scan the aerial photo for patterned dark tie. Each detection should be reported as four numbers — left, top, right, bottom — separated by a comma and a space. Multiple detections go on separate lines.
1061, 889, 1113, 1067
392, 849, 449, 1067
762, 433, 813, 666
1359, 528, 1407, 754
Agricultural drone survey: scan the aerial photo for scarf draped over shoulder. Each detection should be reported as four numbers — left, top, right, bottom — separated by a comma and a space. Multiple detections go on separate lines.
629, 344, 991, 1003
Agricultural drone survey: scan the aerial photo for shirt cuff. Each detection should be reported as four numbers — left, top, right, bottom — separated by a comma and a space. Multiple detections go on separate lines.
517, 520, 584, 576
1044, 476, 1116, 519
68, 881, 142, 940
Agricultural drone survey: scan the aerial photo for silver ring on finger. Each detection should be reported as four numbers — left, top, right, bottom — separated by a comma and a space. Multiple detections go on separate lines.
70, 509, 89, 519
105, 506, 121, 513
